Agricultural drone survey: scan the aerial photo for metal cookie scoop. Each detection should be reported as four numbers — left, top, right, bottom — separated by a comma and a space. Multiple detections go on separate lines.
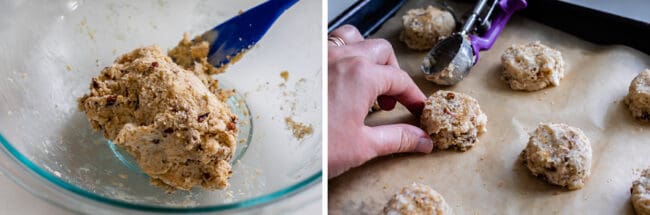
421, 0, 527, 85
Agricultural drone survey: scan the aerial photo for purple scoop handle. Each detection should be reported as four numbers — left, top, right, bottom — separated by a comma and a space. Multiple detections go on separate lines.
470, 0, 527, 63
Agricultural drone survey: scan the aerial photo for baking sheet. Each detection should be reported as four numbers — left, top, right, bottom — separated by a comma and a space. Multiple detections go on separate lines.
328, 0, 650, 214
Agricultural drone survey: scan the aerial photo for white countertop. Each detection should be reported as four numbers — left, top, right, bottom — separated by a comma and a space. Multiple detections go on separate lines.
0, 172, 321, 214
0, 173, 72, 215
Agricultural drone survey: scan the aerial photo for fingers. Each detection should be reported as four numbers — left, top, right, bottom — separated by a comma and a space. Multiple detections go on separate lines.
328, 25, 364, 46
329, 39, 399, 67
365, 124, 433, 156
328, 24, 424, 115
371, 65, 427, 115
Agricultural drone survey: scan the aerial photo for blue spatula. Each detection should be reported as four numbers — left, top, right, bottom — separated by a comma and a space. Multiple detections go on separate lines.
199, 0, 299, 68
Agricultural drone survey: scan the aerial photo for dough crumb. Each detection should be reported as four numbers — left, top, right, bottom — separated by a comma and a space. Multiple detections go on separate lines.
519, 123, 592, 190
285, 117, 313, 140
79, 17, 96, 40
625, 69, 650, 121
169, 33, 236, 101
169, 33, 225, 76
421, 90, 487, 151
280, 70, 289, 81
118, 173, 128, 179
383, 183, 453, 215
400, 6, 455, 51
631, 168, 650, 215
501, 41, 565, 91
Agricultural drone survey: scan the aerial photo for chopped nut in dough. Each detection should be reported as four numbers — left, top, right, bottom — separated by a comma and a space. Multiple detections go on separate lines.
632, 168, 650, 215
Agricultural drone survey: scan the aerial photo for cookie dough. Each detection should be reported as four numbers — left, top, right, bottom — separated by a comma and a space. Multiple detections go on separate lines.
168, 33, 218, 74
421, 90, 487, 151
519, 123, 591, 190
632, 168, 650, 215
501, 41, 565, 91
78, 45, 237, 191
400, 6, 455, 51
625, 69, 650, 122
383, 183, 453, 215
169, 33, 234, 101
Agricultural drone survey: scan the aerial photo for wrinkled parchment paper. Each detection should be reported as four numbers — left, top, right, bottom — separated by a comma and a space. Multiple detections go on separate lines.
329, 1, 650, 214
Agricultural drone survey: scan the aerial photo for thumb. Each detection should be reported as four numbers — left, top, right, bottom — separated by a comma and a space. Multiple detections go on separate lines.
365, 124, 433, 156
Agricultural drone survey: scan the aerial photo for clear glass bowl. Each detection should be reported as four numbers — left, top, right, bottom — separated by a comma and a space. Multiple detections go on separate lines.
0, 0, 322, 213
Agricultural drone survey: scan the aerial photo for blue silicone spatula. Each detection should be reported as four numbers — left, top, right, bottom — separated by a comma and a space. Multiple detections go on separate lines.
198, 0, 299, 68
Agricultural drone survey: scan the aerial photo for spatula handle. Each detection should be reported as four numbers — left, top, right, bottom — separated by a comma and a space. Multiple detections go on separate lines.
469, 0, 527, 63
269, 0, 299, 11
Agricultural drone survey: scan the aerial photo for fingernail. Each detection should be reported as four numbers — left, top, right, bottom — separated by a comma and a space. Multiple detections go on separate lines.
416, 137, 433, 153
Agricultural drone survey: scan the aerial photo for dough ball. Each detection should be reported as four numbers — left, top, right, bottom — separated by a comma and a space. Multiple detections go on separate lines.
625, 69, 650, 121
421, 90, 487, 151
400, 6, 455, 51
78, 45, 237, 191
501, 41, 565, 91
383, 183, 453, 215
632, 168, 650, 215
520, 123, 592, 190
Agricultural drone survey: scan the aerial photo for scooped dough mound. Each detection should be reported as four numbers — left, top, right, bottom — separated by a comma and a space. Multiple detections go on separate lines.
625, 69, 650, 122
400, 6, 455, 51
78, 45, 237, 191
501, 41, 565, 91
383, 183, 453, 215
519, 123, 591, 190
631, 168, 650, 215
421, 90, 487, 151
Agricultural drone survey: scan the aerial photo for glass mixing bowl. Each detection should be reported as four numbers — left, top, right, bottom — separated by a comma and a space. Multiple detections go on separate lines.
0, 0, 322, 214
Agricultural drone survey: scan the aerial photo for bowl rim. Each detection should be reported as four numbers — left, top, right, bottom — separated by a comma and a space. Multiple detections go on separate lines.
0, 133, 322, 213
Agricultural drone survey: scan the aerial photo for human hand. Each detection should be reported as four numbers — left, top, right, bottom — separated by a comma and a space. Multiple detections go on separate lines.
328, 25, 433, 178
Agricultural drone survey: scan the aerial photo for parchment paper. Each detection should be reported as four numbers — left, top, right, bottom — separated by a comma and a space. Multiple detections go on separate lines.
328, 0, 650, 214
